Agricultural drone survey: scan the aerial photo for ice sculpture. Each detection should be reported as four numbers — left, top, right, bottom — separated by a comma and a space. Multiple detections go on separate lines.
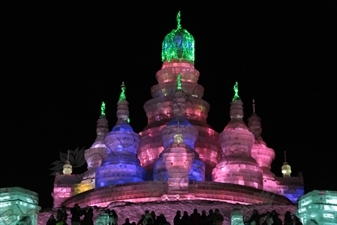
153, 75, 205, 185
296, 190, 337, 225
95, 82, 145, 187
0, 187, 41, 225
231, 211, 245, 225
82, 102, 109, 185
212, 82, 263, 189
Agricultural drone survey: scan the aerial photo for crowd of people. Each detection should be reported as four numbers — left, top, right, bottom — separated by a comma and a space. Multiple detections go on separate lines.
45, 205, 303, 225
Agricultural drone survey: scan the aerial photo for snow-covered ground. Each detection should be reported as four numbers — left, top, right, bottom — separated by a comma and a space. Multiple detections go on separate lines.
38, 200, 296, 225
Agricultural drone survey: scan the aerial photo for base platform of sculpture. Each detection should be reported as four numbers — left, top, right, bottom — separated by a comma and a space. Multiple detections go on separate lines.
60, 181, 292, 207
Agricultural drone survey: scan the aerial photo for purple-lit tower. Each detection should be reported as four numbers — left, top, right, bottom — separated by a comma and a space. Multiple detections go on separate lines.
212, 83, 263, 189
95, 83, 145, 187
138, 12, 219, 181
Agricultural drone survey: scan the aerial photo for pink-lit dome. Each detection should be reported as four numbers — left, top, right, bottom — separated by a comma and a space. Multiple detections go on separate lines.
213, 98, 263, 189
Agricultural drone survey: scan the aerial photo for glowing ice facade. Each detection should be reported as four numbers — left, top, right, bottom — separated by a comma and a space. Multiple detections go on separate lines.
0, 187, 41, 225
95, 84, 145, 188
296, 190, 337, 225
50, 12, 305, 208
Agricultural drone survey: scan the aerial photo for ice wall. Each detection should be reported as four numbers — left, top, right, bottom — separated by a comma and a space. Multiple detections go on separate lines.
296, 190, 337, 225
0, 187, 41, 225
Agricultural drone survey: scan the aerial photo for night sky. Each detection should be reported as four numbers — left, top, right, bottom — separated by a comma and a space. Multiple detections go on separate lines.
1, 1, 336, 209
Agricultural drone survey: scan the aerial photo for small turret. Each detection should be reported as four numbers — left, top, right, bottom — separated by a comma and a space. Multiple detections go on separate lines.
282, 151, 292, 177
62, 151, 72, 175
213, 82, 263, 189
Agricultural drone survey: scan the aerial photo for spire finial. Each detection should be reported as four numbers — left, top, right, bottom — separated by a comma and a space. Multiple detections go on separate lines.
252, 99, 255, 113
67, 150, 70, 162
232, 81, 240, 101
176, 11, 181, 29
177, 74, 182, 90
284, 151, 287, 162
101, 101, 106, 116
118, 82, 126, 102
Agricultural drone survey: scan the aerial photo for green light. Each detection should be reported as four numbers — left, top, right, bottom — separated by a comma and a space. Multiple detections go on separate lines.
127, 118, 130, 123
177, 74, 182, 90
176, 11, 181, 29
232, 81, 240, 101
100, 101, 105, 116
119, 82, 126, 102
161, 11, 195, 62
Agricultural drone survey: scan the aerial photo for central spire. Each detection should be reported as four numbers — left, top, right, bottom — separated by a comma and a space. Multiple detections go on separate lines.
161, 11, 195, 62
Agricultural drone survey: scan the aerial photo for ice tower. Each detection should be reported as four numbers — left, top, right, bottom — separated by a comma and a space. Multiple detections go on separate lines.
82, 103, 109, 184
248, 99, 277, 192
212, 82, 263, 189
153, 75, 205, 188
95, 83, 145, 187
138, 11, 220, 181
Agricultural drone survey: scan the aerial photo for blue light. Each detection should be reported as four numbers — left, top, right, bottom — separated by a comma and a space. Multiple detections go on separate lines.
167, 117, 192, 127
112, 123, 134, 132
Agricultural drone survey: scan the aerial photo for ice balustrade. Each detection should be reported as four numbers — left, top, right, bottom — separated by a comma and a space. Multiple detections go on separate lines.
0, 187, 41, 225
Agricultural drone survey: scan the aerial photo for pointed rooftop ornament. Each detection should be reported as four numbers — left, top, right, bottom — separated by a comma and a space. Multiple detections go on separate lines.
177, 74, 182, 90
252, 99, 256, 113
176, 11, 182, 29
118, 82, 126, 102
101, 101, 106, 116
232, 81, 240, 101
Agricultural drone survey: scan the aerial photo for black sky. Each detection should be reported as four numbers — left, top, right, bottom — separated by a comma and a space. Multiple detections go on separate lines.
1, 1, 336, 209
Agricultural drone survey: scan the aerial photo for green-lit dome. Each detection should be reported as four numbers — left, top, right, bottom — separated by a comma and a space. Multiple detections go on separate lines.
161, 12, 195, 62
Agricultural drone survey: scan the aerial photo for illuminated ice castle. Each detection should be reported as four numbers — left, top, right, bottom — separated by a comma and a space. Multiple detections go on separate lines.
51, 11, 305, 208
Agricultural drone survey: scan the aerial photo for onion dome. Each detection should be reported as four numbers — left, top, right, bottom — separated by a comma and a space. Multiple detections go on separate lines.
162, 11, 195, 63
62, 160, 72, 175
95, 82, 144, 187
281, 151, 292, 177
62, 151, 72, 175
